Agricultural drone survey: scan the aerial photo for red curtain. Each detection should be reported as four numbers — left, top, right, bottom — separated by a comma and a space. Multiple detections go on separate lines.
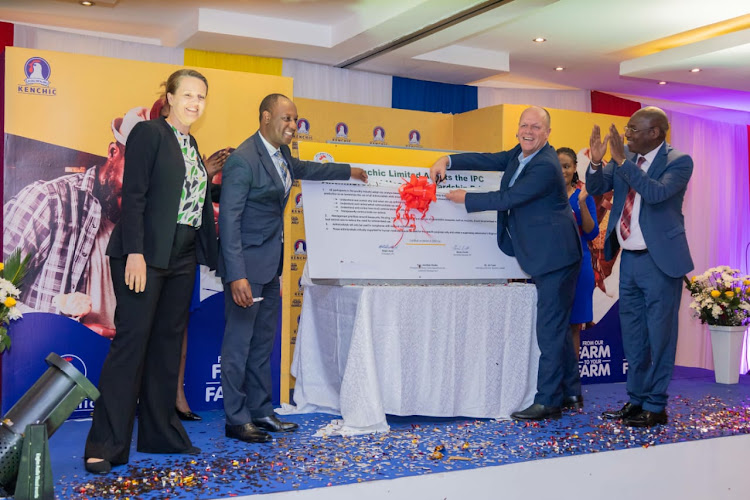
1, 21, 13, 241
0, 20, 11, 394
591, 91, 641, 117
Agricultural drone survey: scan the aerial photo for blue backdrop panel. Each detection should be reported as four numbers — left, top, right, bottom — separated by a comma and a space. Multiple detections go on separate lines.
183, 291, 282, 411
392, 77, 478, 114
1, 292, 283, 418
579, 301, 627, 384
0, 313, 111, 419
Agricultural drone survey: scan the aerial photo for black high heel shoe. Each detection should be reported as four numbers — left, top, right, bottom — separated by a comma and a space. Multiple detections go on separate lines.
176, 407, 202, 421
84, 458, 111, 474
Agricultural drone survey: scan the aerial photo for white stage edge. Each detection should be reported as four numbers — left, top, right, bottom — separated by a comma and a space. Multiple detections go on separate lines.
239, 433, 749, 500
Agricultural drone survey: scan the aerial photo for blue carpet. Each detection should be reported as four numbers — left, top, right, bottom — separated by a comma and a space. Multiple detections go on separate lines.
50, 366, 750, 499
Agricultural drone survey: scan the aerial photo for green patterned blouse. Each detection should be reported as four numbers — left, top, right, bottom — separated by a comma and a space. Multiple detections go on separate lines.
170, 124, 207, 228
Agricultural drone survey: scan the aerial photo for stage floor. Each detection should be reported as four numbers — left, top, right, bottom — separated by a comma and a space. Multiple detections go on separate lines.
46, 366, 750, 499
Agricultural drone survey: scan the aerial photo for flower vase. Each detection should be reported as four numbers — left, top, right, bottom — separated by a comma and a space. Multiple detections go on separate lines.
708, 325, 748, 384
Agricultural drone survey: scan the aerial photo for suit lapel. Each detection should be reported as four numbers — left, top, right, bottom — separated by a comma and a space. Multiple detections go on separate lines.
502, 155, 520, 189
253, 133, 286, 203
646, 143, 669, 180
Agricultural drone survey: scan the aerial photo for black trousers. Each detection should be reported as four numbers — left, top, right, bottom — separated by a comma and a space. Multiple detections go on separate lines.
85, 225, 197, 463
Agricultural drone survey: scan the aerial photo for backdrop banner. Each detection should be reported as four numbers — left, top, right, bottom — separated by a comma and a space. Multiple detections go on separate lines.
2, 46, 293, 415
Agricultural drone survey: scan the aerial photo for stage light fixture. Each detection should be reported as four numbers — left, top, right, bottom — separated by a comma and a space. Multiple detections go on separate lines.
0, 353, 100, 497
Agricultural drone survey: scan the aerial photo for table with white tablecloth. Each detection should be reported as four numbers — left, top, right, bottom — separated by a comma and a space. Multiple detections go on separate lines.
290, 283, 539, 434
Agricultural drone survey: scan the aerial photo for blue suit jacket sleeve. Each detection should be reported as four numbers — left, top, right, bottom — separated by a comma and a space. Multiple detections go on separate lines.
449, 151, 512, 172
617, 155, 693, 205
585, 162, 615, 196
218, 153, 253, 283
463, 156, 559, 214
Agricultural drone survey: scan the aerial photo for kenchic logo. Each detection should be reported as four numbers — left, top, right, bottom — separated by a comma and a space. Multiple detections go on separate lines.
19, 57, 56, 96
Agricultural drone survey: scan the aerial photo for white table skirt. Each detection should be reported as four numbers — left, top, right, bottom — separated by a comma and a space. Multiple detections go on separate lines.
290, 283, 539, 434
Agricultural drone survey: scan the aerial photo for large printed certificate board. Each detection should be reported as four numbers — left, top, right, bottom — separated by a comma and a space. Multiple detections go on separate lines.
302, 163, 527, 282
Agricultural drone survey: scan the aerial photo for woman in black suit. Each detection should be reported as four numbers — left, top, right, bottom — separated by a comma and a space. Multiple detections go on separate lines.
84, 69, 218, 474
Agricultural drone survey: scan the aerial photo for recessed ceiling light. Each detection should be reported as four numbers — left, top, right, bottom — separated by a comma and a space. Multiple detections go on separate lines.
658, 81, 667, 85
533, 37, 546, 43
690, 68, 701, 73
554, 66, 564, 71
80, 1, 94, 5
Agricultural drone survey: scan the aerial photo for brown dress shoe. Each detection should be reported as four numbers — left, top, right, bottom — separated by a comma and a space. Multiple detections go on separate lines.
225, 423, 272, 443
252, 415, 299, 432
601, 402, 642, 420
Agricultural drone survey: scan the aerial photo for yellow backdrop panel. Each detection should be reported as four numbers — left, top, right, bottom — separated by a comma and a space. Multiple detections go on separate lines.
294, 98, 453, 150
5, 47, 292, 157
453, 105, 505, 153
185, 49, 283, 76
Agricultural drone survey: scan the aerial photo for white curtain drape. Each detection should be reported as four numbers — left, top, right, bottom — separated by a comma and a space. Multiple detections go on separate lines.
478, 87, 591, 113
669, 111, 750, 370
13, 25, 183, 65
282, 59, 391, 107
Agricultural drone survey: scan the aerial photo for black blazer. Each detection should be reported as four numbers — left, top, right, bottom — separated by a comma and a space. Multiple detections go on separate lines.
107, 117, 218, 270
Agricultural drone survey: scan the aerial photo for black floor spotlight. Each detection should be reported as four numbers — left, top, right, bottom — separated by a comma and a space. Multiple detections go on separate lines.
0, 352, 100, 499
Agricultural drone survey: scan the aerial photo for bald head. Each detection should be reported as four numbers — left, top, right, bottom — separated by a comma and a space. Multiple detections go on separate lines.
517, 106, 551, 157
633, 106, 669, 139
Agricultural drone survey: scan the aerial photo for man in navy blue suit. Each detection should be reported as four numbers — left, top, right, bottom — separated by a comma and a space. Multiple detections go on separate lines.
587, 107, 693, 427
430, 106, 583, 421
218, 94, 368, 443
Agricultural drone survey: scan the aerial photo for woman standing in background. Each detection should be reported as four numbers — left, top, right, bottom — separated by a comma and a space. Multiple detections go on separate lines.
557, 147, 598, 362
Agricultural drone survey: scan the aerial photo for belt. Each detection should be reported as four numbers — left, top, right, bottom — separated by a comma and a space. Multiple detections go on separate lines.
623, 248, 648, 255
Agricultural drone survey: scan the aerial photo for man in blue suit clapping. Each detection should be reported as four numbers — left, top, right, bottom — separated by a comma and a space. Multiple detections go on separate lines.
587, 107, 693, 427
430, 106, 583, 420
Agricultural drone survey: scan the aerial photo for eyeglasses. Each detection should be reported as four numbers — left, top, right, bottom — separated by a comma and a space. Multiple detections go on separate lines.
624, 125, 655, 134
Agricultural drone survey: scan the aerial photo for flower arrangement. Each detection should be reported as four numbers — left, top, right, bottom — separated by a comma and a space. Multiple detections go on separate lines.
684, 266, 750, 327
0, 249, 31, 353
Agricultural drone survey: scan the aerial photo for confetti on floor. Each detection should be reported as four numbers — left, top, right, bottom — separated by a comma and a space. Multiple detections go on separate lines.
51, 366, 750, 499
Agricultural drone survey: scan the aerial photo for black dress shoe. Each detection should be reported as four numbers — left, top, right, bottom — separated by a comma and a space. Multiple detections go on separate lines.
84, 458, 111, 474
623, 410, 668, 427
225, 423, 272, 443
562, 395, 584, 410
601, 402, 642, 420
176, 408, 202, 421
252, 414, 299, 432
511, 403, 562, 421
185, 446, 202, 455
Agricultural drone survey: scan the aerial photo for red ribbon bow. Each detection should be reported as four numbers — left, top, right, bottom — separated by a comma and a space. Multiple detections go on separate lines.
392, 174, 437, 246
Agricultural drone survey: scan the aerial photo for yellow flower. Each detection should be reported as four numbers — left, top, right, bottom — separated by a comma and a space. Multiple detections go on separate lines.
735, 287, 742, 294
0, 263, 4, 272
710, 290, 721, 298
4, 297, 16, 308
725, 291, 735, 298
691, 276, 697, 282
745, 280, 750, 286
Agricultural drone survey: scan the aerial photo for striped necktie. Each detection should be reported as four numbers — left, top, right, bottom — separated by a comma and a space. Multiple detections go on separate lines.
273, 150, 292, 194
